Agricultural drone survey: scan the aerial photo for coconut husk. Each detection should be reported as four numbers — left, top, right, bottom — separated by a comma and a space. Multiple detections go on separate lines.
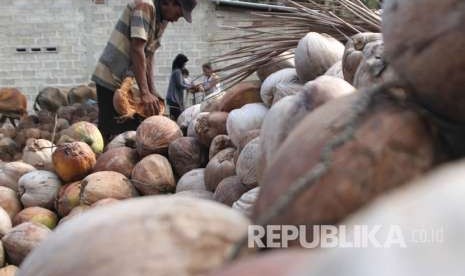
34, 87, 68, 113
67, 85, 97, 105
205, 148, 236, 192
217, 81, 262, 112
131, 154, 176, 195
22, 139, 55, 171
57, 105, 77, 122
0, 138, 17, 162
213, 176, 251, 207
52, 142, 96, 183
94, 147, 138, 178
135, 116, 183, 157
194, 112, 229, 147
168, 137, 208, 177
0, 88, 27, 118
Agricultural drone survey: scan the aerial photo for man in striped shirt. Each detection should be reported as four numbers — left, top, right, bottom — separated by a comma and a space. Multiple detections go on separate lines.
92, 0, 197, 142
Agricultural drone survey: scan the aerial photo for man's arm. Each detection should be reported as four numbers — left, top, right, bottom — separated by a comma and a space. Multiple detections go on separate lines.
146, 52, 159, 98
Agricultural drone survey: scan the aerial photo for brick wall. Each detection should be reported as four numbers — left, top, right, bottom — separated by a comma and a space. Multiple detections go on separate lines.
0, 0, 257, 109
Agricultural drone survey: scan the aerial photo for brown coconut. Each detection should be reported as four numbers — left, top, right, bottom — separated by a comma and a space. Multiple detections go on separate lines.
254, 93, 438, 243
34, 87, 68, 113
232, 187, 260, 218
57, 105, 77, 122
205, 148, 236, 192
213, 176, 251, 206
0, 187, 22, 219
94, 147, 138, 178
226, 103, 268, 148
80, 171, 138, 205
0, 208, 12, 238
194, 112, 228, 147
19, 196, 250, 276
260, 68, 302, 107
22, 139, 55, 171
68, 85, 97, 105
131, 154, 176, 195
236, 137, 261, 187
105, 130, 137, 151
0, 88, 27, 119
256, 50, 295, 81
13, 207, 57, 229
168, 137, 208, 177
135, 116, 183, 157
0, 125, 16, 139
342, 32, 383, 84
0, 265, 19, 276
209, 135, 234, 160
295, 32, 344, 82
0, 161, 36, 192
217, 81, 262, 112
57, 121, 104, 153
17, 115, 39, 131
52, 142, 96, 182
175, 168, 206, 193
18, 170, 62, 210
200, 91, 226, 113
0, 138, 17, 162
1, 222, 51, 265
383, 0, 465, 122
55, 181, 81, 218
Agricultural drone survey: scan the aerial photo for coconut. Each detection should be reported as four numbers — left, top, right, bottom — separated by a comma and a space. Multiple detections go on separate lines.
34, 87, 68, 113
342, 32, 383, 84
0, 265, 19, 276
105, 131, 137, 151
17, 115, 39, 131
187, 113, 203, 138
135, 116, 183, 157
57, 121, 104, 154
226, 103, 268, 148
0, 161, 36, 192
173, 190, 214, 200
234, 129, 261, 164
13, 207, 57, 229
19, 196, 250, 276
0, 208, 11, 238
57, 105, 77, 122
236, 138, 261, 187
256, 50, 295, 81
0, 187, 22, 219
58, 205, 90, 226
175, 168, 206, 193
0, 125, 16, 139
23, 128, 41, 141
260, 68, 302, 107
194, 112, 229, 147
213, 176, 250, 206
168, 137, 208, 177
295, 32, 344, 82
52, 142, 96, 182
254, 93, 437, 242
94, 147, 138, 178
383, 0, 465, 122
22, 139, 55, 171
1, 222, 51, 265
271, 82, 305, 107
0, 138, 17, 162
217, 81, 262, 112
324, 60, 344, 79
131, 154, 176, 195
177, 104, 201, 132
54, 181, 81, 218
18, 170, 62, 210
205, 148, 236, 192
232, 187, 260, 218
209, 135, 234, 160
80, 171, 138, 205
200, 91, 226, 113
90, 198, 120, 208
68, 85, 97, 104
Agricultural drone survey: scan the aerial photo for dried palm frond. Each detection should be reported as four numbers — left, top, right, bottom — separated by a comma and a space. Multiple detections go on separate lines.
211, 0, 381, 90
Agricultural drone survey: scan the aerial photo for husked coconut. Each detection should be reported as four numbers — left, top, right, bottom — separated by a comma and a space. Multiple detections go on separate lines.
34, 87, 68, 113
256, 50, 295, 81
177, 104, 201, 132
254, 93, 437, 244
175, 168, 206, 193
55, 181, 81, 218
57, 121, 104, 154
80, 171, 138, 205
226, 103, 268, 148
205, 148, 236, 192
22, 139, 55, 171
1, 222, 51, 265
260, 68, 301, 107
94, 147, 138, 178
383, 0, 465, 122
194, 112, 228, 147
58, 205, 90, 226
233, 187, 260, 218
52, 142, 96, 182
18, 170, 62, 210
236, 138, 261, 187
217, 81, 262, 112
0, 265, 19, 276
131, 154, 175, 195
0, 137, 17, 162
19, 196, 250, 276
68, 85, 97, 104
0, 208, 12, 238
209, 135, 234, 160
234, 129, 261, 164
173, 190, 214, 200
136, 116, 183, 157
13, 207, 57, 229
187, 113, 202, 138
213, 176, 250, 206
105, 131, 137, 151
295, 32, 344, 82
168, 137, 208, 177
342, 32, 383, 84
0, 187, 22, 219
324, 60, 344, 79
271, 82, 305, 106
0, 162, 36, 192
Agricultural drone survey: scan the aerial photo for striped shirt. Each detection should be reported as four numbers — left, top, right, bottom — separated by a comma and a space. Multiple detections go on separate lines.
92, 0, 167, 91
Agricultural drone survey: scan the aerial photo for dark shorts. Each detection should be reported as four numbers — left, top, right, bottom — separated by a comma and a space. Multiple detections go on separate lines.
167, 99, 182, 121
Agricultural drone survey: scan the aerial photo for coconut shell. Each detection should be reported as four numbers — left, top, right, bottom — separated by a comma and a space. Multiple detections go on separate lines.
168, 137, 208, 177
18, 170, 62, 210
105, 130, 137, 151
55, 181, 81, 218
175, 168, 206, 193
34, 87, 68, 113
94, 147, 138, 178
217, 81, 262, 112
209, 135, 234, 160
22, 139, 55, 171
0, 187, 22, 219
194, 112, 229, 147
67, 85, 97, 105
232, 187, 260, 218
383, 0, 465, 122
19, 196, 250, 276
254, 93, 438, 244
0, 208, 11, 238
226, 103, 268, 148
213, 176, 251, 206
13, 207, 57, 229
131, 154, 176, 195
236, 138, 261, 187
52, 142, 96, 182
80, 171, 138, 205
1, 222, 51, 265
205, 148, 236, 192
260, 68, 301, 107
57, 121, 104, 154
0, 161, 36, 192
256, 50, 295, 81
0, 265, 19, 276
135, 116, 183, 157
295, 32, 344, 82
0, 138, 17, 162
0, 88, 27, 118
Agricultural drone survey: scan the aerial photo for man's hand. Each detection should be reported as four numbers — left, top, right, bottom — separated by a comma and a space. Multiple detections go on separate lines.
140, 90, 159, 115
